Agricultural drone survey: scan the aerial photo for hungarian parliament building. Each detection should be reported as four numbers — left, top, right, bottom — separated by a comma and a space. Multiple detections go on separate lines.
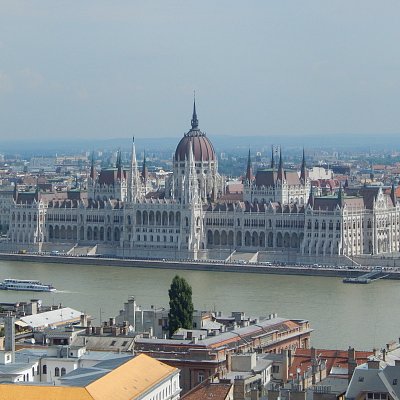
7, 103, 400, 261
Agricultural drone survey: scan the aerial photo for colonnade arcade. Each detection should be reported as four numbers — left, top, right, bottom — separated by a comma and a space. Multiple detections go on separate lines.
47, 224, 121, 243
133, 210, 181, 226
206, 229, 304, 250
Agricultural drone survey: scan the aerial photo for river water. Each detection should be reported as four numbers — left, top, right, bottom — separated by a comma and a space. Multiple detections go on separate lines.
0, 260, 398, 350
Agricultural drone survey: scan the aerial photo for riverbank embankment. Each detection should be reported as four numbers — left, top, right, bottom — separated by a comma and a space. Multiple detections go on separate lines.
1, 252, 400, 280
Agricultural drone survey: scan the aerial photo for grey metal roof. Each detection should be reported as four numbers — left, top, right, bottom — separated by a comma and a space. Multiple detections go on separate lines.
60, 369, 108, 387
59, 356, 132, 387
314, 377, 348, 395
79, 351, 130, 361
346, 364, 392, 399
0, 362, 37, 374
72, 335, 134, 352
20, 307, 82, 328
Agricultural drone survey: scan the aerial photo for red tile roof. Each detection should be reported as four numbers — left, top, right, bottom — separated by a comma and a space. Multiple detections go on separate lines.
288, 348, 372, 378
182, 382, 232, 400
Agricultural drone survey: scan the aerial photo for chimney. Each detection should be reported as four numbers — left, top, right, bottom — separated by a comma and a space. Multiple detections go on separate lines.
288, 349, 293, 367
282, 350, 290, 382
348, 346, 356, 361
348, 347, 357, 382
311, 347, 318, 385
367, 358, 380, 369
80, 314, 88, 327
4, 315, 15, 363
250, 388, 259, 400
311, 347, 317, 361
226, 352, 232, 372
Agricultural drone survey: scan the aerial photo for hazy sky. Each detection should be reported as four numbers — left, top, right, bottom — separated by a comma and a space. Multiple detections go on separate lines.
1, 1, 400, 141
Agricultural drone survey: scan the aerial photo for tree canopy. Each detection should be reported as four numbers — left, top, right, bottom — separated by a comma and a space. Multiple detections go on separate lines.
168, 275, 194, 338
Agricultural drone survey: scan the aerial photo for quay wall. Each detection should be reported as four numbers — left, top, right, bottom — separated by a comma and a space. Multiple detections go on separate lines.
1, 253, 400, 280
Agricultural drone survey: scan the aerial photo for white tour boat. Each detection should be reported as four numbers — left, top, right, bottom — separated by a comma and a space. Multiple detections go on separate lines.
0, 278, 56, 292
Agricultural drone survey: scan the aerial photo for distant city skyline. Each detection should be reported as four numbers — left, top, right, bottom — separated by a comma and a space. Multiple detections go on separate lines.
1, 1, 400, 140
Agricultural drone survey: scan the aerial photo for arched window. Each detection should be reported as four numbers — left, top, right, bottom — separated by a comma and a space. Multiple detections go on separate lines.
55, 367, 60, 377
61, 367, 66, 376
43, 365, 47, 374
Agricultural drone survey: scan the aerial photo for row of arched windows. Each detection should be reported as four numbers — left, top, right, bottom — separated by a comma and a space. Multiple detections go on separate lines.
134, 211, 181, 226
42, 365, 66, 376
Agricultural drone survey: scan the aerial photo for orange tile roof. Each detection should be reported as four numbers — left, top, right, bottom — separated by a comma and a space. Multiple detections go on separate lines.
0, 354, 178, 400
86, 354, 178, 400
0, 386, 92, 400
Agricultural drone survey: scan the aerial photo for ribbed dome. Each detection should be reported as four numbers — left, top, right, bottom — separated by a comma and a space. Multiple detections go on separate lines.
175, 131, 216, 162
174, 98, 216, 162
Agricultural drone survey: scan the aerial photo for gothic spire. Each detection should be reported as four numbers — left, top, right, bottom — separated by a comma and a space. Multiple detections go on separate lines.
116, 149, 122, 180
307, 185, 314, 208
338, 183, 344, 208
13, 182, 18, 201
90, 152, 96, 180
391, 183, 396, 206
116, 150, 122, 168
191, 92, 199, 130
142, 150, 148, 184
35, 176, 40, 201
300, 148, 306, 182
277, 147, 284, 181
246, 148, 253, 182
129, 136, 141, 202
271, 145, 275, 169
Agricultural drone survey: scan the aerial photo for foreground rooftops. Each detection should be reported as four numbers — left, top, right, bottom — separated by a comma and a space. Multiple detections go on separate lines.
136, 316, 311, 349
0, 354, 179, 400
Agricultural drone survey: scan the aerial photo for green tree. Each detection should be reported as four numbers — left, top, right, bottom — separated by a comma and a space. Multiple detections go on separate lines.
168, 275, 194, 337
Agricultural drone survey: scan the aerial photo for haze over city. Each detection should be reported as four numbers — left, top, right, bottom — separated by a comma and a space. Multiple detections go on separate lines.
1, 1, 400, 143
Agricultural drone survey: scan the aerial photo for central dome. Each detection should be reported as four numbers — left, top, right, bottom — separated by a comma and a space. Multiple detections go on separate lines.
174, 100, 216, 162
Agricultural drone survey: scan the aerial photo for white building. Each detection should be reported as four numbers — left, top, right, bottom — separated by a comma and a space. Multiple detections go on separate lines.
5, 101, 400, 259
0, 317, 181, 399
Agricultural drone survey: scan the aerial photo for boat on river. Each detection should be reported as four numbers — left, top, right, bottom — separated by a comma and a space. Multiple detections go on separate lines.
0, 278, 56, 292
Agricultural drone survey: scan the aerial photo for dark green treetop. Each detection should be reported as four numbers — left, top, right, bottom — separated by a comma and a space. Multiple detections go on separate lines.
168, 275, 194, 338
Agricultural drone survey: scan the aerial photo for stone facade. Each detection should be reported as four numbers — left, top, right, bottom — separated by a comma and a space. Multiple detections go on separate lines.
4, 103, 400, 259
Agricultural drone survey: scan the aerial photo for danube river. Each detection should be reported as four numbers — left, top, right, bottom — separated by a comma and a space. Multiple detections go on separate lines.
0, 259, 398, 350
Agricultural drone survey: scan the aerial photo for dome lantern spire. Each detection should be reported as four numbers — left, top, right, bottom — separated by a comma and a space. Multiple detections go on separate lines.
191, 92, 199, 130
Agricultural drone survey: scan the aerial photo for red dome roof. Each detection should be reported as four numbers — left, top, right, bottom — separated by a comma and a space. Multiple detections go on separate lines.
175, 99, 216, 162
175, 131, 216, 162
